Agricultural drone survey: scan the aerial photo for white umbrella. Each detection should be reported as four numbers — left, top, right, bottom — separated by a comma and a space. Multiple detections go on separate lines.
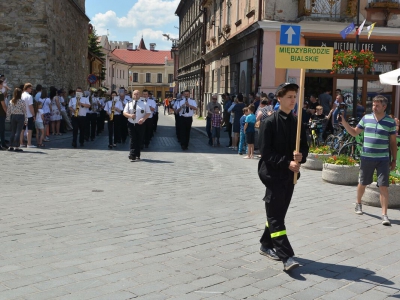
379, 68, 400, 85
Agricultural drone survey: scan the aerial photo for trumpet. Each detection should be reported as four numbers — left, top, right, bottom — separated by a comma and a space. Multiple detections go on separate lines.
74, 92, 83, 117
110, 97, 116, 121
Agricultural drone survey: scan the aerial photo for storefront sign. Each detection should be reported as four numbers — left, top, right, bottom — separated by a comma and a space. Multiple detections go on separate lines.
275, 46, 334, 69
308, 40, 398, 55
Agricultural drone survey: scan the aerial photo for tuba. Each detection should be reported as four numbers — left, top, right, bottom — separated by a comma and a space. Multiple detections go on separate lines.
74, 92, 83, 117
110, 97, 117, 121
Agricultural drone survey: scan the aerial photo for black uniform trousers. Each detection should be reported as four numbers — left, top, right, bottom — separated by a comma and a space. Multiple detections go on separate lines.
128, 122, 145, 158
260, 179, 295, 261
180, 116, 193, 149
113, 114, 122, 143
120, 117, 128, 143
72, 116, 86, 145
153, 112, 159, 132
226, 122, 233, 146
107, 119, 115, 145
85, 113, 97, 140
175, 113, 181, 141
143, 118, 153, 146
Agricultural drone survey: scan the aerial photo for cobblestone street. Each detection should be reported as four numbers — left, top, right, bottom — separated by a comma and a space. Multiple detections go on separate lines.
1, 114, 400, 300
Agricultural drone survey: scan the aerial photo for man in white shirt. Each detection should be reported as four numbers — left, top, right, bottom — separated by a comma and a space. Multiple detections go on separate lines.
142, 89, 156, 148
96, 95, 106, 134
149, 92, 159, 133
20, 83, 36, 148
177, 90, 197, 150
69, 87, 90, 148
118, 90, 129, 143
85, 91, 98, 142
172, 93, 182, 142
123, 90, 151, 160
104, 92, 124, 148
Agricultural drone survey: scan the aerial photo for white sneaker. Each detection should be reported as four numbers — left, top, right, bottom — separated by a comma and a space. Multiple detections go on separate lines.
19, 144, 26, 148
27, 145, 37, 148
382, 215, 391, 226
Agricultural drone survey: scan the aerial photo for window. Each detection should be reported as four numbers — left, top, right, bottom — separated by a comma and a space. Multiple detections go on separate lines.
157, 73, 162, 83
123, 70, 125, 79
305, 0, 341, 18
120, 70, 122, 78
133, 73, 138, 82
168, 74, 173, 83
146, 73, 151, 83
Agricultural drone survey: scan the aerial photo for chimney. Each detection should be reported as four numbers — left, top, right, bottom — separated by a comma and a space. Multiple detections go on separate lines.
150, 43, 156, 51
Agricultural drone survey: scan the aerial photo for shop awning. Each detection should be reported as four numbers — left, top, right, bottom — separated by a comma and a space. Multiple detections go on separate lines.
379, 68, 400, 85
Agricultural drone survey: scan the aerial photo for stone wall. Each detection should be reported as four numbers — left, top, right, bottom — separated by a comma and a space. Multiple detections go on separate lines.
0, 0, 89, 93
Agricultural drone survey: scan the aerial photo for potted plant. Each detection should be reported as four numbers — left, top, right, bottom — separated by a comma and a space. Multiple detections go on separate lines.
331, 49, 377, 74
303, 145, 332, 170
322, 155, 359, 185
362, 169, 400, 208
210, 36, 216, 43
222, 24, 231, 34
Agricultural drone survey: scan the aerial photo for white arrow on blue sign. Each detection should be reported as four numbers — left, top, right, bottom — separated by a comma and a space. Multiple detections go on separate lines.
280, 25, 301, 46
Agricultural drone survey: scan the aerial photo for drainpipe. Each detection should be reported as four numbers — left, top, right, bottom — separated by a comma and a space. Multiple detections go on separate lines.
255, 0, 263, 93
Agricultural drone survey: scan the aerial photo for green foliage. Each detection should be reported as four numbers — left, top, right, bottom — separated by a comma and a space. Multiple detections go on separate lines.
331, 50, 376, 74
324, 155, 359, 166
88, 28, 105, 59
309, 145, 332, 155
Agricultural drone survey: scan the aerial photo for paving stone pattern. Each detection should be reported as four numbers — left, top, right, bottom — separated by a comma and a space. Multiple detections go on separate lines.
1, 114, 400, 299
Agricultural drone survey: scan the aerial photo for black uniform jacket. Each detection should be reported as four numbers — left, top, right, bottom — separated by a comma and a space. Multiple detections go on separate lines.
258, 110, 309, 186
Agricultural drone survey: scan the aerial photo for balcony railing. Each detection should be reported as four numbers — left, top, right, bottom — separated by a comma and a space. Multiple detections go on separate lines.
304, 0, 342, 19
368, 0, 400, 8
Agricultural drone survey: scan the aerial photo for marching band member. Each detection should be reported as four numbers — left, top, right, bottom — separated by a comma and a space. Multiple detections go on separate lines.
119, 89, 129, 143
172, 94, 181, 142
85, 90, 98, 142
104, 91, 123, 149
69, 87, 90, 148
142, 90, 156, 148
97, 94, 106, 135
178, 90, 197, 150
123, 90, 151, 161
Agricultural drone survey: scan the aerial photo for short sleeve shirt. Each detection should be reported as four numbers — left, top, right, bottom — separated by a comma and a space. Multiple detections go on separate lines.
357, 114, 397, 161
245, 113, 256, 133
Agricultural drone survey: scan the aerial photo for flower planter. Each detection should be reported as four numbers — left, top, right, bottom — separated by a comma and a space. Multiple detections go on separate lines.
322, 163, 359, 185
362, 182, 400, 208
303, 153, 331, 170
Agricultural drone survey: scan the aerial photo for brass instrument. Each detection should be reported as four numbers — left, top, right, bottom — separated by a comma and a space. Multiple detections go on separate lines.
110, 97, 117, 121
74, 92, 83, 117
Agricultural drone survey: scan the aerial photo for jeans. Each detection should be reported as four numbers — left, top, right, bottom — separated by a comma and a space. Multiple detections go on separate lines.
9, 114, 24, 147
238, 131, 247, 154
0, 116, 6, 146
206, 116, 212, 144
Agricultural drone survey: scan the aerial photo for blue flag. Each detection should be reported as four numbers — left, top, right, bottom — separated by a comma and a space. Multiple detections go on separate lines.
340, 23, 355, 39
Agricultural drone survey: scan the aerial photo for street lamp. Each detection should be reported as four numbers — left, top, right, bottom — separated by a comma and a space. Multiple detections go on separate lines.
352, 0, 361, 118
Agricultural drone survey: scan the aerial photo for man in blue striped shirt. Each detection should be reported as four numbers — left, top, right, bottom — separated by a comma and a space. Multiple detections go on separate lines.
340, 95, 397, 226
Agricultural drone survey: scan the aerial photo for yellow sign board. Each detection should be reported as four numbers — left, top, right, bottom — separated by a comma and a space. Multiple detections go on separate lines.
275, 46, 334, 69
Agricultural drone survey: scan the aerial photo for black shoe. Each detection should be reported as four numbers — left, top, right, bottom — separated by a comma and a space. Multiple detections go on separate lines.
136, 157, 140, 160
108, 145, 112, 149
259, 246, 280, 261
129, 154, 136, 161
8, 147, 14, 151
80, 143, 84, 147
72, 143, 77, 148
145, 145, 149, 148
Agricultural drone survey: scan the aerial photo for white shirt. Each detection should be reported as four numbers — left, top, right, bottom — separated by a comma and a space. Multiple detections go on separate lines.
69, 97, 90, 117
145, 98, 156, 118
178, 98, 197, 117
104, 99, 124, 115
22, 91, 33, 118
39, 98, 51, 114
124, 98, 151, 124
36, 109, 44, 123
59, 96, 66, 112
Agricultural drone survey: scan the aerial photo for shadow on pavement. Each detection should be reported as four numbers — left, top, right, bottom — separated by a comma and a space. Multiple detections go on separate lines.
140, 158, 173, 164
363, 212, 400, 225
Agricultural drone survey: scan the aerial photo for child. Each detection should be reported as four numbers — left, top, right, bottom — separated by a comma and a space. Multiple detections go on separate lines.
244, 105, 256, 159
238, 107, 249, 155
35, 101, 45, 147
211, 106, 222, 146
310, 105, 333, 143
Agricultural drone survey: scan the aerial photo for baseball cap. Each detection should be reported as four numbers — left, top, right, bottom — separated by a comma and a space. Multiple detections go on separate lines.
275, 82, 299, 96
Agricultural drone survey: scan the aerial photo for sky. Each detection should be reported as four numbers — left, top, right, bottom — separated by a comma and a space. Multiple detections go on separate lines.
85, 0, 179, 50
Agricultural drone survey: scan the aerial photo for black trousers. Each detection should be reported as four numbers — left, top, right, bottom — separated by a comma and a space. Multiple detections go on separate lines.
206, 116, 212, 144
180, 116, 193, 148
128, 122, 145, 158
113, 114, 122, 143
175, 113, 181, 141
120, 117, 128, 143
260, 179, 295, 261
107, 120, 114, 145
227, 122, 233, 146
153, 112, 159, 132
143, 118, 153, 146
72, 116, 86, 145
85, 113, 97, 140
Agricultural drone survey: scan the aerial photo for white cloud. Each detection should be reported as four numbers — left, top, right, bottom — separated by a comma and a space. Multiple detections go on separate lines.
92, 0, 179, 30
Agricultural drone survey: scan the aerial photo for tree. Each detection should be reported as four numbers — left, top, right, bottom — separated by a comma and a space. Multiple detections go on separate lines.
88, 28, 105, 59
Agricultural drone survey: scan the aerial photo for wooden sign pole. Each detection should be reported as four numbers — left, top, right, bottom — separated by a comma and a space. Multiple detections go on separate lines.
293, 68, 306, 184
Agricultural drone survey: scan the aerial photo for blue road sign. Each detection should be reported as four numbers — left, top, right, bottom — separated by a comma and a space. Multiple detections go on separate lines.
280, 25, 301, 46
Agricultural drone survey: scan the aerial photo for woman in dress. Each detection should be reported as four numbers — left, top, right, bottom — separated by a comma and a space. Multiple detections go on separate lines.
6, 88, 27, 152
49, 86, 62, 135
40, 88, 51, 141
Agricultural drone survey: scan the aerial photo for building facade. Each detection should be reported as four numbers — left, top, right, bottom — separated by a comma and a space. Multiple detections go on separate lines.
0, 0, 90, 91
175, 0, 204, 105
99, 37, 175, 99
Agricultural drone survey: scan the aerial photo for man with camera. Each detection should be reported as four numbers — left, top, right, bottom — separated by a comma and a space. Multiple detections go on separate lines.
123, 90, 151, 161
339, 95, 397, 226
177, 90, 197, 150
